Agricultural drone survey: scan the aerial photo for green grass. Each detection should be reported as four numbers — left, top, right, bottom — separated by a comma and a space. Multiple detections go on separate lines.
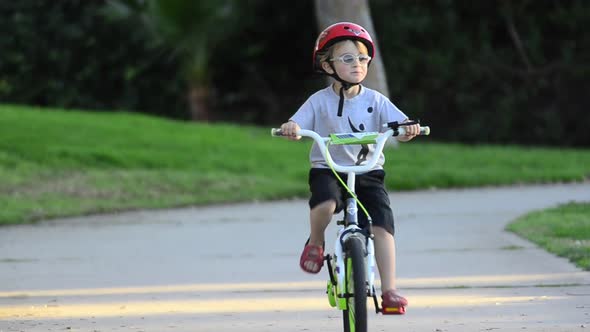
507, 202, 590, 271
1, 103, 590, 226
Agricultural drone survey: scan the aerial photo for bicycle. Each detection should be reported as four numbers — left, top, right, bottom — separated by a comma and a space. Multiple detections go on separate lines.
272, 121, 430, 332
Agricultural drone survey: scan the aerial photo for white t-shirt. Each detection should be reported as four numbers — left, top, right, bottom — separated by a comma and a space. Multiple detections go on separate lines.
290, 84, 408, 170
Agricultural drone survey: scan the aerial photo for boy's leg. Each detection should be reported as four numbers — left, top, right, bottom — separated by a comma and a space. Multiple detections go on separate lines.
355, 170, 407, 311
301, 200, 337, 273
373, 225, 397, 291
308, 200, 337, 247
374, 225, 408, 312
355, 170, 397, 289
301, 169, 342, 274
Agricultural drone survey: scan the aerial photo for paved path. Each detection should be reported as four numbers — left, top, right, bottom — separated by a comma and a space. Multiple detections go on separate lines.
1, 183, 589, 332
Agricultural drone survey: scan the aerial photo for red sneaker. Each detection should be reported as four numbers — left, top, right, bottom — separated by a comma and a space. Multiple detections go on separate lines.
381, 289, 408, 315
299, 244, 324, 274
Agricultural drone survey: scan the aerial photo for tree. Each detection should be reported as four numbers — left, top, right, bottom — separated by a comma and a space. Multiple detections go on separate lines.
107, 0, 239, 121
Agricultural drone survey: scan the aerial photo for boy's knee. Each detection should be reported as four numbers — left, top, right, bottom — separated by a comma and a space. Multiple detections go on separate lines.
312, 200, 337, 214
373, 224, 395, 237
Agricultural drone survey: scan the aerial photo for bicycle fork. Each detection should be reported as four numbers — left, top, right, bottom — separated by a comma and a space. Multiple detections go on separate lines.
325, 197, 382, 313
325, 237, 381, 313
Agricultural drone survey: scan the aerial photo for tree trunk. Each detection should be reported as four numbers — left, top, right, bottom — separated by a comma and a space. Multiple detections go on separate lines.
314, 0, 390, 98
187, 84, 210, 122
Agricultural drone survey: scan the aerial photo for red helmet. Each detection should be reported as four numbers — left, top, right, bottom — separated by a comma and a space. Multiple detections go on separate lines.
313, 22, 375, 72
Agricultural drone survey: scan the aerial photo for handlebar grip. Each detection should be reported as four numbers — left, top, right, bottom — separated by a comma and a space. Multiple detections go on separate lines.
396, 126, 430, 136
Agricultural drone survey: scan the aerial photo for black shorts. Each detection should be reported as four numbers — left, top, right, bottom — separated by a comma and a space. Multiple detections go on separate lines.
308, 168, 395, 236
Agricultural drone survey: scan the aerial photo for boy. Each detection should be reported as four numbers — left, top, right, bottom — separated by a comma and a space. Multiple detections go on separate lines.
279, 22, 419, 312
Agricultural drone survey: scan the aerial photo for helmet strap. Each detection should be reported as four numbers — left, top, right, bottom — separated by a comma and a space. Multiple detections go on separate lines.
328, 63, 359, 117
330, 70, 359, 117
337, 85, 345, 117
335, 80, 358, 117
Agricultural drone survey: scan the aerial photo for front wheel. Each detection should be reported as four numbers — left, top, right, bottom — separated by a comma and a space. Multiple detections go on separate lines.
342, 235, 367, 332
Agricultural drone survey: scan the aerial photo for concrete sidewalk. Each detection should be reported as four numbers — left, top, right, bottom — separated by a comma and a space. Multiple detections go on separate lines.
0, 182, 589, 331
387, 183, 590, 332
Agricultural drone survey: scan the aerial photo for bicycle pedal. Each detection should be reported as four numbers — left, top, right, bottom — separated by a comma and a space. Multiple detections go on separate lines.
381, 306, 406, 315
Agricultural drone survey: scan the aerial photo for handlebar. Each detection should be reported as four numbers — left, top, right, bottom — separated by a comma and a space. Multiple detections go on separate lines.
271, 122, 430, 173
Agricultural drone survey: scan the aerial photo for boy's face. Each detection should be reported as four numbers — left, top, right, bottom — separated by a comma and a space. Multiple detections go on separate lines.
322, 40, 369, 84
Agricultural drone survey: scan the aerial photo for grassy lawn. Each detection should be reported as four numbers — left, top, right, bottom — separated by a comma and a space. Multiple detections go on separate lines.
1, 104, 589, 228
507, 202, 590, 271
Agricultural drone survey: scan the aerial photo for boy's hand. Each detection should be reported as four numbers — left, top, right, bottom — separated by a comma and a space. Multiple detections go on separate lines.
397, 119, 420, 142
280, 120, 301, 140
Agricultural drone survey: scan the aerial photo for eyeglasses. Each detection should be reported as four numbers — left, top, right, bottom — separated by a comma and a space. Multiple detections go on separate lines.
330, 54, 372, 65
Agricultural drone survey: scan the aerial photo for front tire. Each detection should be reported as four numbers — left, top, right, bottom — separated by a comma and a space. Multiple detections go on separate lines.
342, 235, 367, 332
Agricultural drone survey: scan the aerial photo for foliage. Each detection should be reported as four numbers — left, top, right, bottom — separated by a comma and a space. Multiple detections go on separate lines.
1, 104, 590, 225
0, 1, 588, 146
371, 0, 590, 146
0, 1, 187, 118
208, 0, 320, 124
108, 0, 239, 86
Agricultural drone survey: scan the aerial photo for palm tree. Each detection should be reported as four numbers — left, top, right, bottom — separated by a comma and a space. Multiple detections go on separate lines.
107, 0, 238, 121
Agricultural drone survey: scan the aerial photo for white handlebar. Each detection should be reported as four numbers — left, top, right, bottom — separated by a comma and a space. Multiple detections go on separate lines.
271, 124, 429, 173
271, 125, 429, 138
272, 128, 396, 173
